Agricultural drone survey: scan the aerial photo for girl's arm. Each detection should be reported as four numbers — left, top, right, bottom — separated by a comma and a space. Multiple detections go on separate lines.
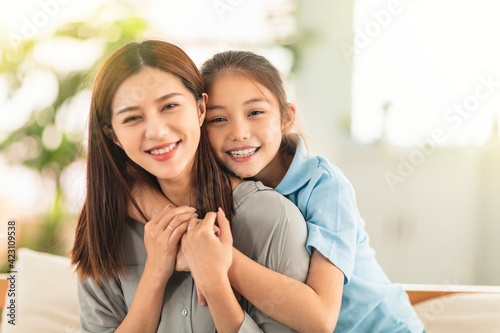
229, 248, 344, 333
129, 180, 342, 332
182, 210, 245, 333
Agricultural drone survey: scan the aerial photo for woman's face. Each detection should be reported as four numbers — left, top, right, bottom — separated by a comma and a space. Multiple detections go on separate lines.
110, 67, 206, 184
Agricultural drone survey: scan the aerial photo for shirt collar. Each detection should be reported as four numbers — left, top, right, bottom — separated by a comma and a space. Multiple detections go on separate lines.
275, 137, 314, 196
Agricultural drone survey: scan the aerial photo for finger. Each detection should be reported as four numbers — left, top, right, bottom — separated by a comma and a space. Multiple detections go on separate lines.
156, 206, 197, 231
217, 208, 232, 243
213, 225, 221, 237
167, 212, 198, 230
168, 221, 189, 245
149, 204, 171, 225
196, 285, 207, 306
199, 212, 217, 231
186, 216, 202, 233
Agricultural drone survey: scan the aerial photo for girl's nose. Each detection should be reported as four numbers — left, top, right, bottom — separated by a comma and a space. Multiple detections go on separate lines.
230, 122, 250, 141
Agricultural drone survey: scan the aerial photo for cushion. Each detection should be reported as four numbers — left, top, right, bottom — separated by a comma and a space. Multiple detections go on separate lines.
414, 292, 500, 332
1, 248, 80, 332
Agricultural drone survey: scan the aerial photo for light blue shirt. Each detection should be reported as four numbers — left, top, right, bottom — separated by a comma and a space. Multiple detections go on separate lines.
275, 139, 424, 332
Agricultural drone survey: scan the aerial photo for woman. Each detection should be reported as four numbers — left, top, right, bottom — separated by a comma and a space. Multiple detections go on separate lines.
71, 39, 309, 332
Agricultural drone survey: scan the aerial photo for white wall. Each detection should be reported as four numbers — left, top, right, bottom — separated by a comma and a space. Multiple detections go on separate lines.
295, 0, 500, 285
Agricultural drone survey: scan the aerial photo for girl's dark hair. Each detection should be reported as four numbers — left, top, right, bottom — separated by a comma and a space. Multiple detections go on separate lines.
200, 50, 300, 155
71, 40, 234, 284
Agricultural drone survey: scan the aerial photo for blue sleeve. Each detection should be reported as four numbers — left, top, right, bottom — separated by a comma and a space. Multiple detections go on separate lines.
303, 166, 362, 285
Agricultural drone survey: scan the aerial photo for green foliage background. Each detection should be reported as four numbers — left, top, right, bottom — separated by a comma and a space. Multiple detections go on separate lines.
0, 3, 148, 270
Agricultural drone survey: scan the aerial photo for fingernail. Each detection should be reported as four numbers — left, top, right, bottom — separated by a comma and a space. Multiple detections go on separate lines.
218, 207, 225, 217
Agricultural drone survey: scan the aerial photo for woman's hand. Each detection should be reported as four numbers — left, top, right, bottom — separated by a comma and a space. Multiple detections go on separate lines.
181, 208, 232, 291
143, 205, 197, 283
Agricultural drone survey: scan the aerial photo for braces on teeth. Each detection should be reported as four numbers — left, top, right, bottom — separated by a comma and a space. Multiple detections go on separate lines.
230, 148, 257, 157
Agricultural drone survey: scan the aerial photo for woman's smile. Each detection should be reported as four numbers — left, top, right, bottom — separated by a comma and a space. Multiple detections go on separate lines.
146, 140, 181, 161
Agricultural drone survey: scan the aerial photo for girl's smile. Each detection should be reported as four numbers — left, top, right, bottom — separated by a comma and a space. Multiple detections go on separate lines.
226, 146, 261, 161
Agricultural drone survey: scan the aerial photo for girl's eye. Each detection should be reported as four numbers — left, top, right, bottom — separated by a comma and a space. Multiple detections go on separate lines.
209, 117, 227, 123
123, 115, 141, 124
162, 103, 178, 111
248, 110, 263, 117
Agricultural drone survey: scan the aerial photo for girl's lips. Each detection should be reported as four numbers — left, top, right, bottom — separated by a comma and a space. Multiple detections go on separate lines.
147, 141, 180, 161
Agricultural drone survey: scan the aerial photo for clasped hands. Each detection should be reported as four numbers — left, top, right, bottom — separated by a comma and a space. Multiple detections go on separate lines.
143, 204, 238, 306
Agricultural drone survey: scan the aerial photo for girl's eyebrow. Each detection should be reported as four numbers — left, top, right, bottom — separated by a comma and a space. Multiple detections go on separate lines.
207, 97, 269, 112
244, 97, 269, 106
115, 92, 182, 115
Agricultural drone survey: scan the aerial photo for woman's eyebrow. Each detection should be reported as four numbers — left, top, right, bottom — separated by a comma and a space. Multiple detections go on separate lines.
116, 92, 182, 115
155, 92, 182, 103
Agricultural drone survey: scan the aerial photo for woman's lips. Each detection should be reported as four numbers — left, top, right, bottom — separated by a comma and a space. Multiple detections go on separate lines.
147, 141, 180, 161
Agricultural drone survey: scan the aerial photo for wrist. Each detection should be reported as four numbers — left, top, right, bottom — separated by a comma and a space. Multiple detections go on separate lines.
144, 260, 171, 286
196, 272, 231, 297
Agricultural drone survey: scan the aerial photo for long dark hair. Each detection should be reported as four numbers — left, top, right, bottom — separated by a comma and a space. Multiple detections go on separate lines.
72, 40, 234, 284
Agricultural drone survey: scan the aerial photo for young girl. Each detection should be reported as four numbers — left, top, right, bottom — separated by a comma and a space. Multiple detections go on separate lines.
200, 51, 425, 332
71, 40, 310, 332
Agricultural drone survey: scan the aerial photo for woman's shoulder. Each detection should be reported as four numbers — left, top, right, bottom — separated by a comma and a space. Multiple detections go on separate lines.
233, 180, 305, 227
233, 180, 285, 209
231, 180, 307, 261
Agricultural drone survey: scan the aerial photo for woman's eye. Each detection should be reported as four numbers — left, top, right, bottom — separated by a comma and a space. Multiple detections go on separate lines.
123, 116, 141, 124
248, 110, 263, 117
162, 103, 178, 111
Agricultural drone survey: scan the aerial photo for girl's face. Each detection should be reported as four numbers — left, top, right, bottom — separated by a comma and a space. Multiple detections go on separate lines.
110, 67, 206, 185
205, 73, 291, 184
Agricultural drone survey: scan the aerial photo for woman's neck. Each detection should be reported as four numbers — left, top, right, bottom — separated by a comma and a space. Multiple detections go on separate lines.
157, 171, 195, 208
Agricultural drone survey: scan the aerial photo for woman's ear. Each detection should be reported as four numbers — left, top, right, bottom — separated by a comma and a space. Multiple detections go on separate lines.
198, 93, 208, 127
281, 103, 296, 133
103, 125, 123, 149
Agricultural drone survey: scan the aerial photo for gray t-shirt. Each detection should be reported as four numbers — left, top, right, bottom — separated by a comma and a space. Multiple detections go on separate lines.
78, 181, 310, 332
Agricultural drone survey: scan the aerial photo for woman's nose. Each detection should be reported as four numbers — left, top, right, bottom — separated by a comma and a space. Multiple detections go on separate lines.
144, 115, 168, 139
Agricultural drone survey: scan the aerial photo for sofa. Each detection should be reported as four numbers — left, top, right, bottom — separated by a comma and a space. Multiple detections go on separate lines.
1, 248, 500, 332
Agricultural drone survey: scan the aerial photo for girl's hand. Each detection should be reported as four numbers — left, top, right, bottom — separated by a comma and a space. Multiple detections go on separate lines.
175, 222, 221, 272
143, 205, 197, 283
181, 208, 232, 291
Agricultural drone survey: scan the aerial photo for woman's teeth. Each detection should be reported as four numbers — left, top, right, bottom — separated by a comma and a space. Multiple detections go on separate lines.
229, 148, 257, 157
149, 142, 177, 155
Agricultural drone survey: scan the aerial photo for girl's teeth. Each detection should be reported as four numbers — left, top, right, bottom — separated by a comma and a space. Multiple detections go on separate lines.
230, 148, 257, 157
150, 142, 177, 155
